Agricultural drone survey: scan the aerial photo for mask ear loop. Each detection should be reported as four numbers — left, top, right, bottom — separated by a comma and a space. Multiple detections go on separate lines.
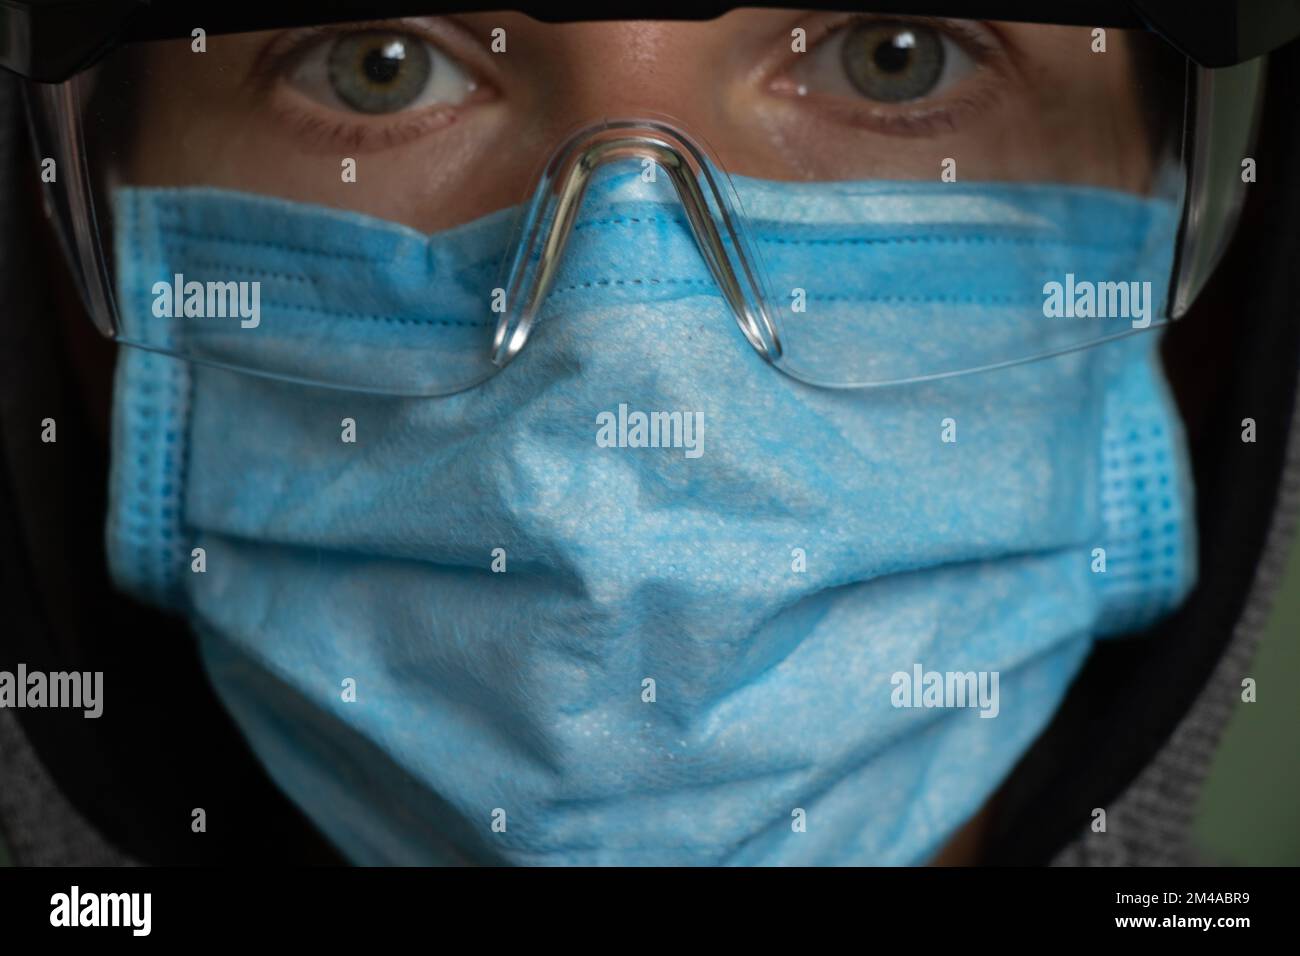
491, 119, 782, 369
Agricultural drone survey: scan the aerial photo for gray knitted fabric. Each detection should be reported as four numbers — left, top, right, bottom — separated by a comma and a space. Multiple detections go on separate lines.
0, 710, 135, 866
0, 69, 1292, 868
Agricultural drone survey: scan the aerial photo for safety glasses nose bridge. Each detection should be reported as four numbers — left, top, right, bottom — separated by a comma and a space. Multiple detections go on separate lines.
490, 120, 783, 372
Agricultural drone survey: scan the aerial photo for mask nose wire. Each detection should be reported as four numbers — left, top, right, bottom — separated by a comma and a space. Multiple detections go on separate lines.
490, 120, 783, 369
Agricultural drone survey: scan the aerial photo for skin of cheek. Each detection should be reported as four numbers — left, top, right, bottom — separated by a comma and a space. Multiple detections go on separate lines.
945, 26, 1149, 191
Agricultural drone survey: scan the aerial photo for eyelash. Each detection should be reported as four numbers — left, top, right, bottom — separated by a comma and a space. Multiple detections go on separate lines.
254, 16, 1008, 152
273, 107, 462, 152
254, 23, 484, 153
784, 15, 1007, 138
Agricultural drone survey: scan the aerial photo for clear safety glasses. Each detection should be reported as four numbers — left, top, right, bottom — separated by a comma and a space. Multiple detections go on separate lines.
22, 7, 1265, 395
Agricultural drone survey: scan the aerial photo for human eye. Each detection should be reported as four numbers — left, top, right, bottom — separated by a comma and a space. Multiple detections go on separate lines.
772, 16, 1009, 137
259, 20, 492, 151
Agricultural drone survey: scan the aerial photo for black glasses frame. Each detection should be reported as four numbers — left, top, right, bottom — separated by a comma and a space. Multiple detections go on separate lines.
3, 1, 1299, 82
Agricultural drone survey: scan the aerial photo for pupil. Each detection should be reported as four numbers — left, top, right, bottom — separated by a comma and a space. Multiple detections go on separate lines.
873, 34, 914, 74
363, 43, 405, 85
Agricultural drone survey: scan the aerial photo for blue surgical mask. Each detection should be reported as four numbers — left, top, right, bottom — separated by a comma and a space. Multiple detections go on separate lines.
105, 168, 1196, 865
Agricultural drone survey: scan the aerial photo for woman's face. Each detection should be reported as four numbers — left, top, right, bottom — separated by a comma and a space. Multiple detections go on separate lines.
114, 10, 1158, 231
54, 12, 1179, 865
